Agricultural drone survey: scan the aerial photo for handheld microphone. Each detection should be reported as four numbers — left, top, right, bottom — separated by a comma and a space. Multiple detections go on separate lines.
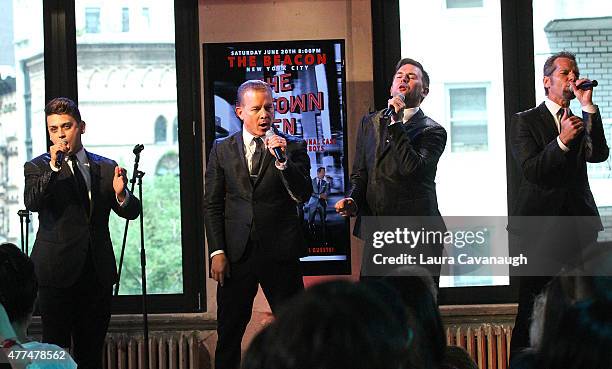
55, 139, 68, 168
382, 93, 406, 118
265, 129, 286, 163
577, 80, 598, 90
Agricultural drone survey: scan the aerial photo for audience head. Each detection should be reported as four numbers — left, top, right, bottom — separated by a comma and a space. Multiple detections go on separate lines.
383, 267, 445, 369
537, 300, 612, 369
241, 280, 412, 369
0, 243, 38, 324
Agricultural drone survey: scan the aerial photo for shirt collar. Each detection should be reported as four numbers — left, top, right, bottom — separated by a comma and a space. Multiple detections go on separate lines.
242, 128, 262, 147
544, 97, 563, 117
70, 146, 88, 164
402, 107, 420, 124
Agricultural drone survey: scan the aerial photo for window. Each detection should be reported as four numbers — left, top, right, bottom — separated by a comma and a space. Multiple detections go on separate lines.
121, 7, 129, 32
173, 117, 178, 143
155, 116, 168, 143
448, 86, 488, 152
1, 0, 45, 250
142, 7, 150, 29
446, 0, 483, 8
398, 0, 507, 288
533, 0, 612, 241
40, 0, 206, 313
85, 7, 100, 34
77, 1, 182, 296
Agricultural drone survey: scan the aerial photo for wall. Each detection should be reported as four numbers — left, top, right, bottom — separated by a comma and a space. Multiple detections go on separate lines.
198, 0, 374, 358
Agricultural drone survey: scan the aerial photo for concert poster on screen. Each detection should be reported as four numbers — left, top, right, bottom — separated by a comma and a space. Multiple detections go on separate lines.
202, 40, 351, 275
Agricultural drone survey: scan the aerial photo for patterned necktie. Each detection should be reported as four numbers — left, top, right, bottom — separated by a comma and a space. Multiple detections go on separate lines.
70, 155, 90, 216
250, 137, 264, 177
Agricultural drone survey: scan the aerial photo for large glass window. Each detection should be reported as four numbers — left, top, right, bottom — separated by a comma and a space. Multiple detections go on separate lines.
0, 0, 45, 250
75, 1, 182, 295
399, 0, 507, 287
533, 1, 612, 241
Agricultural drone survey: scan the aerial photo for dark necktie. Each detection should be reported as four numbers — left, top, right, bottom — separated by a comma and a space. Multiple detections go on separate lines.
556, 108, 564, 132
317, 179, 321, 193
250, 137, 264, 178
70, 155, 90, 216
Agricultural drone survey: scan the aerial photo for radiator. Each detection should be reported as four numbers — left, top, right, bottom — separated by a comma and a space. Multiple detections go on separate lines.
446, 324, 513, 369
103, 333, 204, 369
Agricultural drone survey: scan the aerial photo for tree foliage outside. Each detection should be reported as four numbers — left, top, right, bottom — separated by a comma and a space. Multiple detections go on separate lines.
110, 174, 183, 295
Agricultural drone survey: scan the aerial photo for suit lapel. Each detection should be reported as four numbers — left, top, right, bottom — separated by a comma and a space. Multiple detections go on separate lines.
374, 112, 389, 163
537, 102, 560, 140
86, 151, 98, 219
253, 150, 273, 188
234, 133, 253, 190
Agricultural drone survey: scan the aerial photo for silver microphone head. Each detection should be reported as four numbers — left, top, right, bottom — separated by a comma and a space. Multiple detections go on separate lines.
265, 129, 276, 139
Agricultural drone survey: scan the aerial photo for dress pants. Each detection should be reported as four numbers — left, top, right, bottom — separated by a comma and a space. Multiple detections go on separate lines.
214, 240, 304, 369
38, 249, 112, 369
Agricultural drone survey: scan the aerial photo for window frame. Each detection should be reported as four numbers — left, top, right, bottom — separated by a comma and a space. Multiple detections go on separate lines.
42, 0, 205, 314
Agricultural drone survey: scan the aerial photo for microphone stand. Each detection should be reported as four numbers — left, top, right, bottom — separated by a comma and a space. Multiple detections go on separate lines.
17, 210, 30, 254
114, 144, 149, 369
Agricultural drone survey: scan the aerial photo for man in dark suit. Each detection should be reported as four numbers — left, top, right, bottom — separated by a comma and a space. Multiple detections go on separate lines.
509, 51, 609, 354
306, 167, 329, 241
204, 80, 311, 369
335, 58, 446, 276
24, 97, 141, 369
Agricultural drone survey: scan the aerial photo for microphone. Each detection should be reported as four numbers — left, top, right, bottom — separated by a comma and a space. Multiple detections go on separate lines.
265, 129, 286, 163
382, 93, 406, 118
133, 144, 144, 154
577, 80, 598, 90
55, 139, 68, 168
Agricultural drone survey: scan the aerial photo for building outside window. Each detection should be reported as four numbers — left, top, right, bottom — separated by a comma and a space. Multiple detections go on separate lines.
448, 85, 489, 152
85, 7, 100, 33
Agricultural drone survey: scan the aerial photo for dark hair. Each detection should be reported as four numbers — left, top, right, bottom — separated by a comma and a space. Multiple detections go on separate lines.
383, 271, 446, 369
44, 97, 82, 123
242, 280, 411, 369
542, 51, 578, 95
395, 58, 430, 89
236, 80, 273, 106
317, 167, 325, 173
0, 243, 38, 323
537, 300, 612, 369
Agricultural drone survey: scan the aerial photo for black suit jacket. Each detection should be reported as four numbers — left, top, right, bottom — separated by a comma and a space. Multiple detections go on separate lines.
348, 109, 447, 237
509, 102, 609, 231
204, 130, 311, 263
24, 151, 141, 288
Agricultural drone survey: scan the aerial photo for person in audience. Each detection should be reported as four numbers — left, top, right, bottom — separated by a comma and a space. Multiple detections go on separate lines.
441, 346, 478, 369
241, 280, 412, 369
537, 299, 612, 369
0, 242, 77, 369
382, 267, 446, 369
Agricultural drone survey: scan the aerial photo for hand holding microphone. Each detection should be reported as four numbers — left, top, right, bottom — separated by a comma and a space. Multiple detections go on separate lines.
51, 139, 69, 169
265, 129, 287, 163
383, 93, 406, 119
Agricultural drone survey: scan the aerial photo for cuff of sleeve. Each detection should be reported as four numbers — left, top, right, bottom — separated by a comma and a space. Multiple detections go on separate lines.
557, 136, 570, 152
210, 250, 225, 258
116, 190, 130, 207
50, 162, 60, 172
582, 104, 597, 114
275, 160, 288, 170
